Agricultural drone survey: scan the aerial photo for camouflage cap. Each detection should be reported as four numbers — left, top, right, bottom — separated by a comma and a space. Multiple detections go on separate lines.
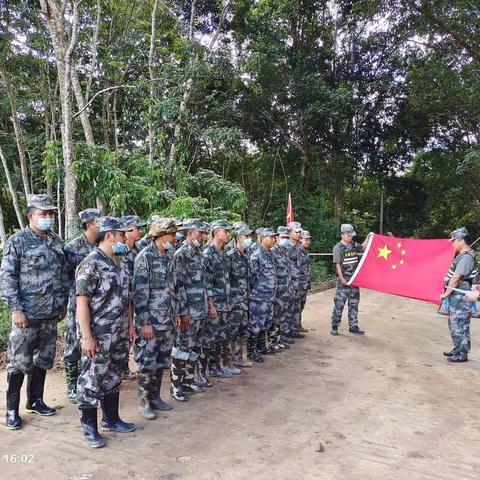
277, 226, 289, 237
450, 227, 469, 241
78, 208, 101, 224
96, 216, 132, 233
183, 218, 210, 233
210, 219, 230, 232
147, 218, 177, 238
301, 230, 312, 239
147, 215, 162, 226
287, 221, 302, 232
341, 224, 356, 236
232, 221, 247, 229
174, 218, 184, 229
27, 193, 57, 211
255, 228, 265, 238
234, 224, 253, 236
262, 228, 279, 237
121, 215, 146, 228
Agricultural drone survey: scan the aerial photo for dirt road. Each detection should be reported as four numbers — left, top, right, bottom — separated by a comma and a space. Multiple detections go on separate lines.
1, 289, 480, 480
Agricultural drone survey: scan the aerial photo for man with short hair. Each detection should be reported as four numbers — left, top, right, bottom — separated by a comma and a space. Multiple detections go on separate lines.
64, 208, 101, 403
76, 217, 136, 448
1, 194, 69, 430
133, 218, 178, 419
440, 227, 478, 363
298, 230, 312, 333
330, 224, 371, 336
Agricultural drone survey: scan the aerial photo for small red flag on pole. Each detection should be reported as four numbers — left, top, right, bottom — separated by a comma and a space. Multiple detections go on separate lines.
286, 193, 294, 225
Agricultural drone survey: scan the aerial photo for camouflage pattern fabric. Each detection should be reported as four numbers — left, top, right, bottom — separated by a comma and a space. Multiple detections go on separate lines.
198, 310, 227, 347
124, 243, 140, 277
203, 244, 231, 312
226, 308, 249, 342
330, 281, 360, 328
299, 248, 311, 292
227, 245, 249, 341
134, 328, 175, 372
271, 244, 291, 332
447, 298, 471, 358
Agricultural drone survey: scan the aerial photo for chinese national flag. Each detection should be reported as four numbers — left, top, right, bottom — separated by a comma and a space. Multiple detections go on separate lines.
286, 193, 294, 225
348, 234, 454, 304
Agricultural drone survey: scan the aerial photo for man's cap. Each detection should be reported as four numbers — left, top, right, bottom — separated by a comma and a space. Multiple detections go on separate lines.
147, 218, 178, 238
97, 216, 132, 233
183, 218, 210, 233
232, 221, 247, 229
277, 226, 289, 237
27, 194, 57, 211
301, 230, 312, 239
255, 228, 265, 238
450, 227, 469, 241
174, 218, 184, 229
78, 208, 101, 223
287, 221, 302, 232
234, 224, 253, 236
210, 219, 230, 232
262, 228, 279, 237
121, 215, 146, 228
147, 215, 162, 226
341, 224, 356, 237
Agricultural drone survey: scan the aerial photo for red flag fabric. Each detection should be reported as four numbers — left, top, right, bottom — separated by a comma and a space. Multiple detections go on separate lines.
348, 234, 454, 304
286, 193, 294, 226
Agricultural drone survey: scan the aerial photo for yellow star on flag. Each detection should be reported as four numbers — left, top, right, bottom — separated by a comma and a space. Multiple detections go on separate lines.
396, 242, 402, 248
401, 249, 406, 256
391, 264, 397, 270
400, 259, 405, 265
377, 244, 392, 260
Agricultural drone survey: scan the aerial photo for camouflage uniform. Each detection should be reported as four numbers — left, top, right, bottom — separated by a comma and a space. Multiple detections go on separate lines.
133, 222, 177, 413
287, 240, 303, 335
298, 231, 312, 326
271, 238, 291, 341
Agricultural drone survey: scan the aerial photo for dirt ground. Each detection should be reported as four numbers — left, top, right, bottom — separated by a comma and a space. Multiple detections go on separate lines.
1, 289, 480, 480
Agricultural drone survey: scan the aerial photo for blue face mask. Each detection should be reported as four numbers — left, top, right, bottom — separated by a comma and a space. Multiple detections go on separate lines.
112, 241, 128, 255
163, 241, 174, 251
243, 238, 253, 249
279, 238, 292, 248
192, 238, 201, 248
176, 232, 185, 241
37, 217, 55, 232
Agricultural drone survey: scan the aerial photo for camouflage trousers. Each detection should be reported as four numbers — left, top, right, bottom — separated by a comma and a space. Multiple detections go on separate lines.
331, 281, 359, 328
249, 300, 275, 335
173, 318, 201, 361
7, 320, 57, 375
287, 290, 302, 333
275, 296, 290, 335
199, 311, 228, 348
76, 331, 126, 407
63, 308, 81, 364
226, 307, 249, 342
134, 327, 175, 372
448, 298, 471, 358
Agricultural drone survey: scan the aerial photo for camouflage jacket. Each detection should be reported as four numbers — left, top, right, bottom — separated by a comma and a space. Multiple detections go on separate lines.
0, 227, 68, 322
271, 244, 291, 299
299, 248, 312, 291
76, 247, 130, 335
133, 242, 176, 331
203, 243, 231, 312
135, 237, 151, 252
64, 234, 96, 316
227, 245, 249, 310
173, 242, 208, 320
288, 242, 302, 291
249, 245, 276, 301
124, 243, 140, 277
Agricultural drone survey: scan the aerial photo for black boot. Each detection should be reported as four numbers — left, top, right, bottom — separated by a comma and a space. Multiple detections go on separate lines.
247, 335, 264, 363
100, 390, 136, 433
25, 366, 56, 416
150, 369, 173, 411
79, 407, 105, 448
64, 361, 79, 404
6, 372, 24, 430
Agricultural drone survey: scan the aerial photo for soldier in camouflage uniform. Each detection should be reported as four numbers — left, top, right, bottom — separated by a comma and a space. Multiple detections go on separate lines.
286, 221, 304, 340
227, 224, 254, 368
298, 230, 312, 333
248, 228, 278, 362
440, 227, 478, 363
136, 215, 161, 251
203, 219, 238, 377
225, 221, 248, 253
133, 218, 178, 419
76, 217, 136, 448
1, 194, 69, 430
171, 219, 211, 401
270, 226, 292, 352
174, 219, 186, 250
330, 224, 371, 336
120, 215, 147, 380
64, 208, 100, 404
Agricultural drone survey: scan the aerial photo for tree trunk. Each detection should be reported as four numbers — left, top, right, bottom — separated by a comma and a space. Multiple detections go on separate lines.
333, 166, 344, 220
0, 145, 25, 229
71, 69, 95, 145
148, 0, 160, 165
0, 200, 6, 245
0, 68, 31, 197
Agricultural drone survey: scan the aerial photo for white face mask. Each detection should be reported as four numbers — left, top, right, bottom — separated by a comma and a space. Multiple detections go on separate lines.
163, 241, 174, 251
112, 240, 128, 255
36, 217, 55, 231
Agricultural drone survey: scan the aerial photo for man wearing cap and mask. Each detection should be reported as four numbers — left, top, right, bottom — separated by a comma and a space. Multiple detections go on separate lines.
440, 227, 478, 363
133, 218, 178, 419
248, 228, 278, 362
1, 194, 69, 430
64, 208, 101, 404
75, 216, 136, 448
227, 224, 254, 369
270, 226, 292, 351
171, 219, 211, 401
203, 219, 237, 377
298, 230, 312, 332
136, 215, 162, 251
174, 219, 186, 251
225, 221, 247, 253
330, 224, 371, 336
